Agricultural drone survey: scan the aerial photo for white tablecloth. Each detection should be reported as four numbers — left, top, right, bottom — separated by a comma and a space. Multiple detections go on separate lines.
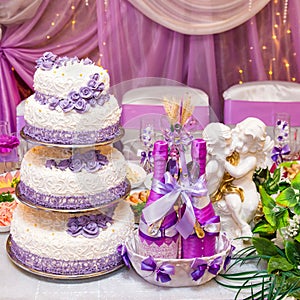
0, 231, 249, 300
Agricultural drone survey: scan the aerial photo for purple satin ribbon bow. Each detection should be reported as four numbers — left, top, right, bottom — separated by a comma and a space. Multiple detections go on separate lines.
117, 244, 131, 268
271, 144, 290, 163
141, 256, 175, 283
191, 256, 222, 281
0, 134, 20, 153
142, 172, 207, 239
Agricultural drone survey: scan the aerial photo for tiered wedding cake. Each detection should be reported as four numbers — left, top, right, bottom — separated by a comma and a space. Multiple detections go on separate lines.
8, 52, 134, 278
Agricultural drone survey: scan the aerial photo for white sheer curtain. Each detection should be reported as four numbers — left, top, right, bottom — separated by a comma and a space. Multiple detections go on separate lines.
0, 0, 43, 38
128, 0, 271, 34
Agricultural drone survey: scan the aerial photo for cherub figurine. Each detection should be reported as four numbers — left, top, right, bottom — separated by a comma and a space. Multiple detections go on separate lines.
204, 118, 273, 243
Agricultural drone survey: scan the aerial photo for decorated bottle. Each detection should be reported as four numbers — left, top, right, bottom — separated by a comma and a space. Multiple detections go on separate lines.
138, 140, 179, 258
181, 139, 220, 258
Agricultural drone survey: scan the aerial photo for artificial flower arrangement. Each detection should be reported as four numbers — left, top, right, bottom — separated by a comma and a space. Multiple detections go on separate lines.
0, 171, 20, 228
217, 161, 300, 300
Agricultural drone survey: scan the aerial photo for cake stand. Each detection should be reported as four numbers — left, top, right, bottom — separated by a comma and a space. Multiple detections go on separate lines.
7, 126, 134, 280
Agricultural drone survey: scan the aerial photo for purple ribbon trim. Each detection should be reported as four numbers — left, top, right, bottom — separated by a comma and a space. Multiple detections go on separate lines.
141, 256, 175, 283
200, 215, 221, 237
142, 172, 207, 239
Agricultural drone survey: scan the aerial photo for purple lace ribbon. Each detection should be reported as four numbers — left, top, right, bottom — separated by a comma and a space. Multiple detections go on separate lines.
141, 256, 175, 283
10, 237, 123, 276
190, 256, 222, 281
23, 122, 120, 145
223, 245, 236, 271
0, 134, 20, 153
18, 180, 129, 210
142, 172, 207, 239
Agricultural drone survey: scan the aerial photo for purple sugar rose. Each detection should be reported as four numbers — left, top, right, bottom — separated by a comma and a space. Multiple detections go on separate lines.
36, 52, 57, 70
82, 222, 99, 238
45, 159, 57, 169
82, 58, 93, 65
87, 79, 98, 90
77, 215, 90, 227
79, 87, 93, 99
82, 150, 97, 162
96, 152, 109, 164
74, 99, 90, 113
57, 159, 70, 171
48, 96, 60, 110
68, 91, 81, 102
55, 56, 69, 67
84, 160, 102, 172
91, 73, 100, 81
67, 218, 83, 237
43, 52, 57, 62
96, 94, 109, 106
95, 82, 105, 92
69, 158, 84, 172
59, 99, 75, 112
89, 98, 97, 107
35, 92, 48, 105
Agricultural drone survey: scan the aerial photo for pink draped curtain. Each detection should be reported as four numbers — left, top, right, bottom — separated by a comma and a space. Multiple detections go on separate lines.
0, 0, 299, 133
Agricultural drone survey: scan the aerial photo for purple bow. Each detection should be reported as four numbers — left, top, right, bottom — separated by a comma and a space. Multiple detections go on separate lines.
191, 256, 223, 281
271, 144, 290, 163
0, 134, 20, 153
117, 244, 131, 268
141, 256, 175, 283
142, 172, 208, 239
191, 260, 207, 281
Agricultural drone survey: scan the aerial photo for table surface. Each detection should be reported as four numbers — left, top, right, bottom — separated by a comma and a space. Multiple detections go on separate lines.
0, 230, 252, 300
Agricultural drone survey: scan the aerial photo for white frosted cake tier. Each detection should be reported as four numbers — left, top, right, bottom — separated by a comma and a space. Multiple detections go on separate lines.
9, 202, 134, 276
18, 145, 130, 210
22, 52, 122, 145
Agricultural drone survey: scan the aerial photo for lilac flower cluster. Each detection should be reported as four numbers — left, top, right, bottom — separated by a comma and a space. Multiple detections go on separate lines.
45, 150, 108, 173
35, 73, 109, 114
36, 51, 92, 71
66, 213, 113, 238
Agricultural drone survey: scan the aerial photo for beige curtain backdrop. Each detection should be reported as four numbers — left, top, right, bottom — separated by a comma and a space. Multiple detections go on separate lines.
128, 0, 271, 34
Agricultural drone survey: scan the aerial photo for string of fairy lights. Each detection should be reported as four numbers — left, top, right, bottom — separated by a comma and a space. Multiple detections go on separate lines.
238, 0, 295, 84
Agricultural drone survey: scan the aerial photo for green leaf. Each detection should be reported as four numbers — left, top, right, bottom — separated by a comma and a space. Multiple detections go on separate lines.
285, 241, 300, 265
259, 186, 276, 209
252, 220, 276, 235
276, 209, 290, 229
262, 206, 277, 227
295, 233, 300, 243
252, 237, 279, 256
276, 187, 297, 207
267, 256, 294, 273
294, 203, 300, 215
291, 172, 300, 190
